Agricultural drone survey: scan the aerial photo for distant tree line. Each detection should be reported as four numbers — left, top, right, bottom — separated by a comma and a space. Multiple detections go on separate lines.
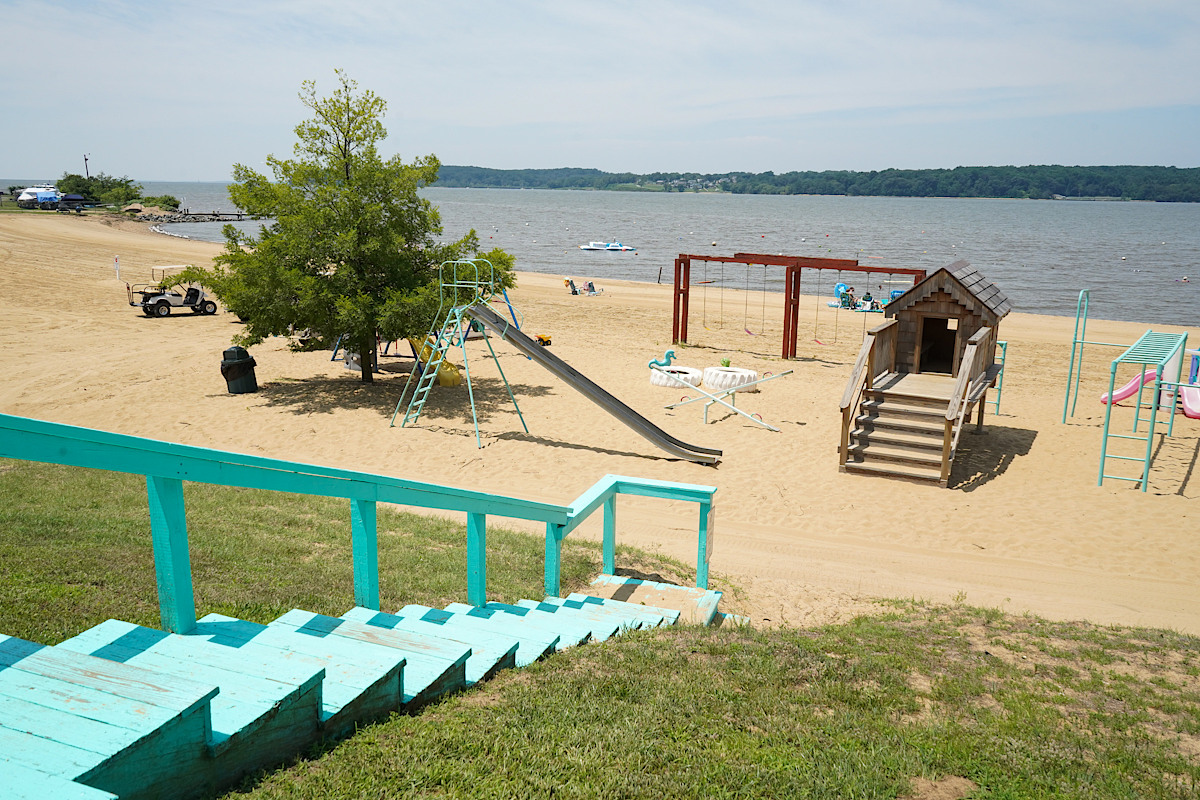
435, 164, 1200, 202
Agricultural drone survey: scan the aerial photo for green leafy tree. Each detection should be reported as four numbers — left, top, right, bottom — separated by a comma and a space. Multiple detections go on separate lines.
57, 172, 142, 205
186, 71, 511, 383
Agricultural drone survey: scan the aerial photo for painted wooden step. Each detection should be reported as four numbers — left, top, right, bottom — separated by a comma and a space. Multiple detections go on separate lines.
55, 619, 324, 763
271, 610, 472, 706
341, 606, 521, 680
519, 597, 663, 632
0, 634, 217, 799
587, 575, 723, 626
562, 592, 682, 626
395, 604, 561, 663
195, 613, 404, 733
3, 759, 118, 800
444, 603, 597, 649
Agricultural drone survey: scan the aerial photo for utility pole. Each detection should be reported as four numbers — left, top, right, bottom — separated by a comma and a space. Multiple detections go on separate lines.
83, 154, 90, 179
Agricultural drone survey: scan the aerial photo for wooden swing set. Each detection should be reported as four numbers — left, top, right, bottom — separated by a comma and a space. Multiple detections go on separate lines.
671, 252, 927, 358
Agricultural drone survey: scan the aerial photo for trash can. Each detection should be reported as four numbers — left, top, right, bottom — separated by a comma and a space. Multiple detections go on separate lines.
220, 346, 258, 394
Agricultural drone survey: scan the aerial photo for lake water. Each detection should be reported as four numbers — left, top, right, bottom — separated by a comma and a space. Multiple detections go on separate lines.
15, 179, 1198, 326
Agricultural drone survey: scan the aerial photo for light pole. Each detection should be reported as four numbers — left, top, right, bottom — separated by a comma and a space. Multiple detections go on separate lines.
83, 154, 90, 179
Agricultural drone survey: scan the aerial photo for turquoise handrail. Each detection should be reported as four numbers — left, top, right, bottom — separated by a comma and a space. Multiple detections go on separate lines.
0, 413, 716, 632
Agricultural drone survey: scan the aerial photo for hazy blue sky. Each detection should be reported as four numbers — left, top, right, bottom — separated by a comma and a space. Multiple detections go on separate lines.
3, 1, 1198, 181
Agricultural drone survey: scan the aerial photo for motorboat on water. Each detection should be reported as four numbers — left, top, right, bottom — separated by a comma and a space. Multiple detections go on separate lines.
579, 241, 636, 251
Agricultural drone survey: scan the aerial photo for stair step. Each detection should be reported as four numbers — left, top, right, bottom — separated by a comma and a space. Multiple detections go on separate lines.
847, 441, 944, 468
444, 602, 600, 648
195, 613, 404, 732
340, 606, 519, 682
563, 593, 681, 626
3, 761, 118, 800
855, 412, 945, 437
395, 604, 561, 662
0, 634, 217, 798
850, 427, 944, 451
587, 575, 723, 626
864, 388, 950, 408
513, 598, 651, 638
843, 459, 944, 484
537, 595, 670, 629
861, 398, 947, 420
55, 619, 324, 757
271, 609, 471, 706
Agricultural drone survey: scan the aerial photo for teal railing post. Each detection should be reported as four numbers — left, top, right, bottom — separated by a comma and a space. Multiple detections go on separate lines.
146, 475, 197, 634
350, 499, 379, 610
696, 497, 715, 590
544, 522, 564, 597
602, 493, 617, 575
467, 512, 487, 606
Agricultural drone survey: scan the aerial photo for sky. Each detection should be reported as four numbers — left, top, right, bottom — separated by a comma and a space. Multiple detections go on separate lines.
3, 1, 1199, 182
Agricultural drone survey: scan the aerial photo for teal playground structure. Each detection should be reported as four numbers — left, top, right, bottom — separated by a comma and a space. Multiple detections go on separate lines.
392, 259, 722, 465
0, 412, 725, 799
1062, 290, 1191, 491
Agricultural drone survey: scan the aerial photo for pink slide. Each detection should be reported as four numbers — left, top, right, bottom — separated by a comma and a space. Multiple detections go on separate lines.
1101, 368, 1158, 404
1181, 385, 1200, 419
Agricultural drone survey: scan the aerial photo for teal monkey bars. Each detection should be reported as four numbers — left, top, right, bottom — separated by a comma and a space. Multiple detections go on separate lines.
0, 413, 716, 633
1062, 290, 1189, 491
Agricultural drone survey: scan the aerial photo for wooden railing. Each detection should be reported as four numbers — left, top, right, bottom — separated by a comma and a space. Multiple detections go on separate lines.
941, 327, 992, 483
839, 319, 898, 465
0, 413, 717, 634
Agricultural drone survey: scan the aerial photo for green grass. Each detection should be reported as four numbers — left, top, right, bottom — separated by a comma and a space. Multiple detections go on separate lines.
4, 460, 1200, 799
0, 459, 683, 644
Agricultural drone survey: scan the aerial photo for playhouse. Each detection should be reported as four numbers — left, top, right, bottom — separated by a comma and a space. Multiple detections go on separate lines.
839, 261, 1010, 486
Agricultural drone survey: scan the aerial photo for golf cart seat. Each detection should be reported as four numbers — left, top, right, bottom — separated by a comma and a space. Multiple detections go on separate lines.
184, 287, 200, 305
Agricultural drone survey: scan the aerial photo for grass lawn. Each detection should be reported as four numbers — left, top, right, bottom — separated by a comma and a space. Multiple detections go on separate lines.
3, 459, 1199, 798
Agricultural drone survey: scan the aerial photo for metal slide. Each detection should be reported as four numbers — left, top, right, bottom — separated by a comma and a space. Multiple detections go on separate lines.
466, 303, 722, 465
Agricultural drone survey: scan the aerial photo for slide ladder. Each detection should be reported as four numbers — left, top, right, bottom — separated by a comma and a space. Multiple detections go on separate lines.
395, 307, 469, 429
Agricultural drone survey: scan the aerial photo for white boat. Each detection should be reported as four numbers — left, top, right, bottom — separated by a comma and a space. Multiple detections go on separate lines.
579, 241, 636, 251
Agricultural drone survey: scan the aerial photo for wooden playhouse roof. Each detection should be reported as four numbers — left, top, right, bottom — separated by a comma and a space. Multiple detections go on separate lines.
890, 260, 1012, 320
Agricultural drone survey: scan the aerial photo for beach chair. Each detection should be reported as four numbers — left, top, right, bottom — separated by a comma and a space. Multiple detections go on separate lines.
839, 292, 855, 309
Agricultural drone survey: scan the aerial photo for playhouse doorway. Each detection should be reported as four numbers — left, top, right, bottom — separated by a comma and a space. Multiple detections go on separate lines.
917, 316, 958, 374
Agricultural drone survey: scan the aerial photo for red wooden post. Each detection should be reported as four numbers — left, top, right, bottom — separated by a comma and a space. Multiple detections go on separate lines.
672, 256, 691, 344
783, 265, 801, 359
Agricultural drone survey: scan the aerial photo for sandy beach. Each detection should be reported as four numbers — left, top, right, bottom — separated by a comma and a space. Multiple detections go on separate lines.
1, 212, 1197, 633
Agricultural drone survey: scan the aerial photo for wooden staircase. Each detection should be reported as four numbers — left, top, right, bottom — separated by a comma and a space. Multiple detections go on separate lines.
843, 372, 953, 484
1, 576, 726, 800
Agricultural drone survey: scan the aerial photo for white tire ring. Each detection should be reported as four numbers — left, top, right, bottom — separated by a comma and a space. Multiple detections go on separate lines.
651, 366, 702, 387
703, 366, 759, 392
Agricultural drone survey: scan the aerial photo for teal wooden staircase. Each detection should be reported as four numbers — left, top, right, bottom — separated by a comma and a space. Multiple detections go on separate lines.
2, 577, 724, 800
0, 414, 726, 800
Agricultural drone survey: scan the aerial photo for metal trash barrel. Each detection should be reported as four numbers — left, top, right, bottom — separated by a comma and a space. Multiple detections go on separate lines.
220, 346, 258, 394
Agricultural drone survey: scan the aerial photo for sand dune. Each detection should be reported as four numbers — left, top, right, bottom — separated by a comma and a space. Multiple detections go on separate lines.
2, 212, 1197, 632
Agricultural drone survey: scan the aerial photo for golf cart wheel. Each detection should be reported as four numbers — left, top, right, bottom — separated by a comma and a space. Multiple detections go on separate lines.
155, 301, 171, 317
202, 300, 217, 315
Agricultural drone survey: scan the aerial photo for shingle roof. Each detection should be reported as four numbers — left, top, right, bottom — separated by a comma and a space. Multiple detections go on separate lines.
949, 260, 1012, 319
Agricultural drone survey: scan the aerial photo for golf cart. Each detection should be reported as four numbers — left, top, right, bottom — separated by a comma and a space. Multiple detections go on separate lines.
126, 265, 218, 317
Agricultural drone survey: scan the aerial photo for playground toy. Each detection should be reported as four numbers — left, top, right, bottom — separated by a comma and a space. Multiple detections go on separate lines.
1062, 289, 1192, 491
672, 252, 926, 358
650, 350, 793, 431
840, 262, 1010, 486
392, 260, 721, 464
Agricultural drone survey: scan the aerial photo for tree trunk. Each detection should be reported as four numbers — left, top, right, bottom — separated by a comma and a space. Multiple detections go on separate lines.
359, 332, 375, 383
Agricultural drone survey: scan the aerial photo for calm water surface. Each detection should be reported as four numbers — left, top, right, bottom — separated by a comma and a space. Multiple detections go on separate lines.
134, 182, 1200, 327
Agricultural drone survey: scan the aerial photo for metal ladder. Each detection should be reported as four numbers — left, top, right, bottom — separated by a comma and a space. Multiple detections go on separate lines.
393, 306, 468, 429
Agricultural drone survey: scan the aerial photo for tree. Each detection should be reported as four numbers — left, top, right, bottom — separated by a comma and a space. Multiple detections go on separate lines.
187, 71, 510, 383
57, 172, 141, 205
